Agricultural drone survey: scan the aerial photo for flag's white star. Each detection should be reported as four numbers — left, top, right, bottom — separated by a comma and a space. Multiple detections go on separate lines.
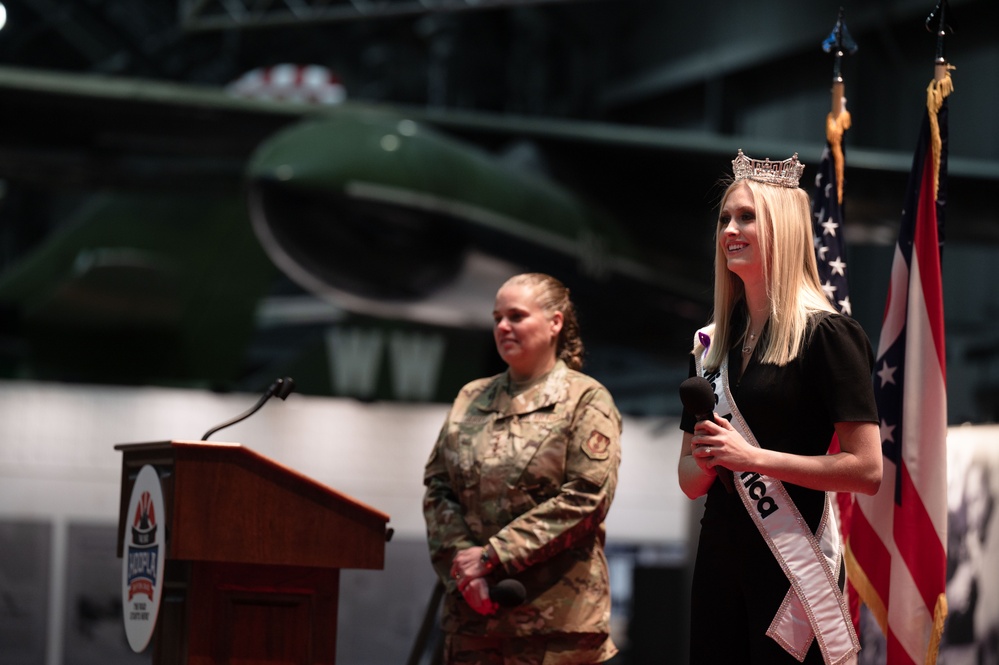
822, 280, 837, 300
822, 217, 840, 237
817, 245, 830, 261
877, 360, 898, 387
880, 419, 896, 445
828, 256, 847, 276
838, 296, 852, 316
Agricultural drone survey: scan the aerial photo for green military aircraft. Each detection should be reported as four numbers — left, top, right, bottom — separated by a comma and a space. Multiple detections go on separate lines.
0, 65, 713, 410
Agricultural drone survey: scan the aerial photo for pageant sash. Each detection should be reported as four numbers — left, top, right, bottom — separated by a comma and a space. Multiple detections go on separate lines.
693, 328, 859, 665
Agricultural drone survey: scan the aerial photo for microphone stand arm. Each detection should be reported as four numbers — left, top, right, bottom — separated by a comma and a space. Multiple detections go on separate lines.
202, 377, 294, 441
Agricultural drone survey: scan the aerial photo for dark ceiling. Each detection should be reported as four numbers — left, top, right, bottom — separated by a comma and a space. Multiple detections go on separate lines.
2, 0, 996, 222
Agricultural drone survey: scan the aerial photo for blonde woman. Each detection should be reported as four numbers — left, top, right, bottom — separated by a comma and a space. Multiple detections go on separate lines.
678, 151, 882, 664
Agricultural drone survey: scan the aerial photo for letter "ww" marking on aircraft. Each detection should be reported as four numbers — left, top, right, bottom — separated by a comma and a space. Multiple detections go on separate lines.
325, 326, 446, 401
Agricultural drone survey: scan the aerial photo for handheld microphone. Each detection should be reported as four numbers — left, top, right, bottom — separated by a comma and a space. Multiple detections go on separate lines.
202, 377, 296, 441
489, 579, 526, 608
679, 377, 734, 493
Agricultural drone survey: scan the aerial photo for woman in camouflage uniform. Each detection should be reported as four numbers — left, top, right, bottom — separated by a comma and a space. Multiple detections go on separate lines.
424, 272, 622, 665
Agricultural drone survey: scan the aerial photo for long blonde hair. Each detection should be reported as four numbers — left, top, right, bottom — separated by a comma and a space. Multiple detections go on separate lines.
702, 179, 834, 370
502, 273, 585, 371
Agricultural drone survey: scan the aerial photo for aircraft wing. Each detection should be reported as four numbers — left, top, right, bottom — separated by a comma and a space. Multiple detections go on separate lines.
0, 65, 318, 190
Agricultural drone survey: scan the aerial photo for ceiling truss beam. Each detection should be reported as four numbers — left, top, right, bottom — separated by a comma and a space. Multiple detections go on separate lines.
179, 0, 606, 31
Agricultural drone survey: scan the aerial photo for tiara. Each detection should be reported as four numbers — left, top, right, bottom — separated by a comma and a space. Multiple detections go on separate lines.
732, 149, 805, 188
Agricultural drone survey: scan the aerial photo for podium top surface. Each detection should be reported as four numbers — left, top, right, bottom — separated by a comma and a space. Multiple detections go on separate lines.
117, 440, 390, 522
116, 440, 390, 569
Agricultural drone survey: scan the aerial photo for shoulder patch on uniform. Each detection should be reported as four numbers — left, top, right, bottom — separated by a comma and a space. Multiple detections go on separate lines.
582, 429, 611, 460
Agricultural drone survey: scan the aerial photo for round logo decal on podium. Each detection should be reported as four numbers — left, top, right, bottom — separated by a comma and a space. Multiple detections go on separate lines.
121, 464, 167, 652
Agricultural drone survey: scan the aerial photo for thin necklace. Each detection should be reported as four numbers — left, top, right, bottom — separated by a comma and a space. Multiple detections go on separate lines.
742, 321, 765, 355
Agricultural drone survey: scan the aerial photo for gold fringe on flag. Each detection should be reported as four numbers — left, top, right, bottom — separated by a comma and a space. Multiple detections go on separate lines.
922, 64, 952, 665
925, 593, 948, 665
843, 539, 887, 634
825, 110, 852, 204
926, 67, 954, 201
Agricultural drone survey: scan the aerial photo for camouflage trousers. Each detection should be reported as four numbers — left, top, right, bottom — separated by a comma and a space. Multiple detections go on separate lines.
444, 632, 616, 665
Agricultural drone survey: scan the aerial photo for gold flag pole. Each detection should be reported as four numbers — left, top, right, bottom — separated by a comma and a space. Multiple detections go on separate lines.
926, 0, 955, 200
822, 7, 857, 204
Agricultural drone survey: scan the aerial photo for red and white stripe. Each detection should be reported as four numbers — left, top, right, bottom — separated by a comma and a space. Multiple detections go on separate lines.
850, 142, 948, 664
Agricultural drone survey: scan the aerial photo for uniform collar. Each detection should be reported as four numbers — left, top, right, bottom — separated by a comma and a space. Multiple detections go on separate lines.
482, 360, 568, 416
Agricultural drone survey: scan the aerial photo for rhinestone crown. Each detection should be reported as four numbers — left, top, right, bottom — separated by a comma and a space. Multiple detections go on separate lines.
732, 149, 805, 188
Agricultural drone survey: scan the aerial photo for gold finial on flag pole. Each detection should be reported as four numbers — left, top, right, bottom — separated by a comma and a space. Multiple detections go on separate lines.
821, 7, 856, 203
925, 0, 955, 200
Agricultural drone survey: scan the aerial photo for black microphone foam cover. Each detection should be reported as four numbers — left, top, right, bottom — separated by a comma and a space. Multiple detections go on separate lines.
275, 377, 295, 399
679, 376, 734, 493
679, 376, 715, 420
489, 579, 527, 607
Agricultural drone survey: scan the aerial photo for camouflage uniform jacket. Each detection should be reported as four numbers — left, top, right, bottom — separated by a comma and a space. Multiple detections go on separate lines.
423, 360, 622, 638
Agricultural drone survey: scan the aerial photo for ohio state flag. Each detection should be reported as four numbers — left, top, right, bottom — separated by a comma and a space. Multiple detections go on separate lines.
846, 72, 951, 664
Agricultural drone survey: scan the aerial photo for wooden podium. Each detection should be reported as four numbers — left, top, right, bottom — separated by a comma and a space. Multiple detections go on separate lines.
115, 440, 390, 665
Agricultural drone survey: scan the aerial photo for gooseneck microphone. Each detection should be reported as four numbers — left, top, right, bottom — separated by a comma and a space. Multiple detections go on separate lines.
202, 377, 296, 441
679, 377, 734, 493
489, 579, 527, 608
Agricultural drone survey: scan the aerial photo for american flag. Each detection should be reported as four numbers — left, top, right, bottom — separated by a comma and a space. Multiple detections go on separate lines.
811, 141, 851, 316
811, 112, 864, 634
846, 73, 951, 664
